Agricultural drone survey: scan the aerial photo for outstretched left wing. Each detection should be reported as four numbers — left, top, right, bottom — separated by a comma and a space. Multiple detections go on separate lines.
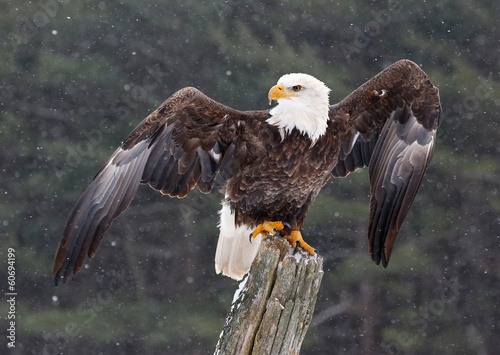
53, 87, 266, 285
329, 59, 442, 267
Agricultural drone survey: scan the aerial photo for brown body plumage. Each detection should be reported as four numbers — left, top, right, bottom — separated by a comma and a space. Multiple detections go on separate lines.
53, 59, 442, 284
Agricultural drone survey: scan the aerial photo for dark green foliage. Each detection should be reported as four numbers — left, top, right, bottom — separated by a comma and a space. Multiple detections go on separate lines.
1, 0, 499, 353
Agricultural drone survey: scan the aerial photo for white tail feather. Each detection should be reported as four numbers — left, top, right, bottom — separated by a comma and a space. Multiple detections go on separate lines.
215, 202, 261, 280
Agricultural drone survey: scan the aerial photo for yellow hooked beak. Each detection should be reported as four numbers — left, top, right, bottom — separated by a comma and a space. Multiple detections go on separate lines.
268, 84, 298, 105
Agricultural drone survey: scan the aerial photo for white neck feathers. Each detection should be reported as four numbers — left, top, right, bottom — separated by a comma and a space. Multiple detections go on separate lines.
267, 95, 329, 142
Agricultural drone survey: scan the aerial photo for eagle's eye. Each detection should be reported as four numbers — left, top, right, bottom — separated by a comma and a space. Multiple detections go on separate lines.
292, 85, 302, 92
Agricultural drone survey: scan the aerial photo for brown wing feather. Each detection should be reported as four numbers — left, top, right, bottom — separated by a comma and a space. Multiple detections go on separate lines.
53, 87, 268, 285
330, 59, 442, 267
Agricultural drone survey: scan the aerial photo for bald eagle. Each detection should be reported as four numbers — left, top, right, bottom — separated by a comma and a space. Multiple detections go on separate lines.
53, 59, 442, 284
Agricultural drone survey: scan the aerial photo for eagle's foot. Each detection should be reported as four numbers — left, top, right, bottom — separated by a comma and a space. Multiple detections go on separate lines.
249, 221, 285, 242
284, 230, 316, 255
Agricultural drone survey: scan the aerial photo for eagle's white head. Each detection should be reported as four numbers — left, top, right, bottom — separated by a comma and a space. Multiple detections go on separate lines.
267, 73, 331, 142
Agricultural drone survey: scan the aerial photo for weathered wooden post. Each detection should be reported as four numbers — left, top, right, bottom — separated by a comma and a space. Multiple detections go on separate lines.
215, 235, 324, 354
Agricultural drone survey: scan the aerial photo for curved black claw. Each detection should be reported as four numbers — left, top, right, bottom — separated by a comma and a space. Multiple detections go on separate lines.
249, 233, 253, 244
294, 239, 300, 253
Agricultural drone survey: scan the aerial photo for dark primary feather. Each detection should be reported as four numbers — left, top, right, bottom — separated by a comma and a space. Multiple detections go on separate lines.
53, 87, 269, 285
330, 59, 442, 267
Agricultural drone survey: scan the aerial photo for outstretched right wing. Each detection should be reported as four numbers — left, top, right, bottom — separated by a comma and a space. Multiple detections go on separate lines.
330, 60, 442, 267
53, 87, 268, 285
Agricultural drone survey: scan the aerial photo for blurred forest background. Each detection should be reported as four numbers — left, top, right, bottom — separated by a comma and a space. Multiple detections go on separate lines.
1, 0, 499, 354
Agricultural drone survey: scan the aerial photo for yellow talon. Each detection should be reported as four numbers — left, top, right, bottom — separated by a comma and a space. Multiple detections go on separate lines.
250, 221, 285, 239
250, 222, 316, 256
284, 230, 316, 255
